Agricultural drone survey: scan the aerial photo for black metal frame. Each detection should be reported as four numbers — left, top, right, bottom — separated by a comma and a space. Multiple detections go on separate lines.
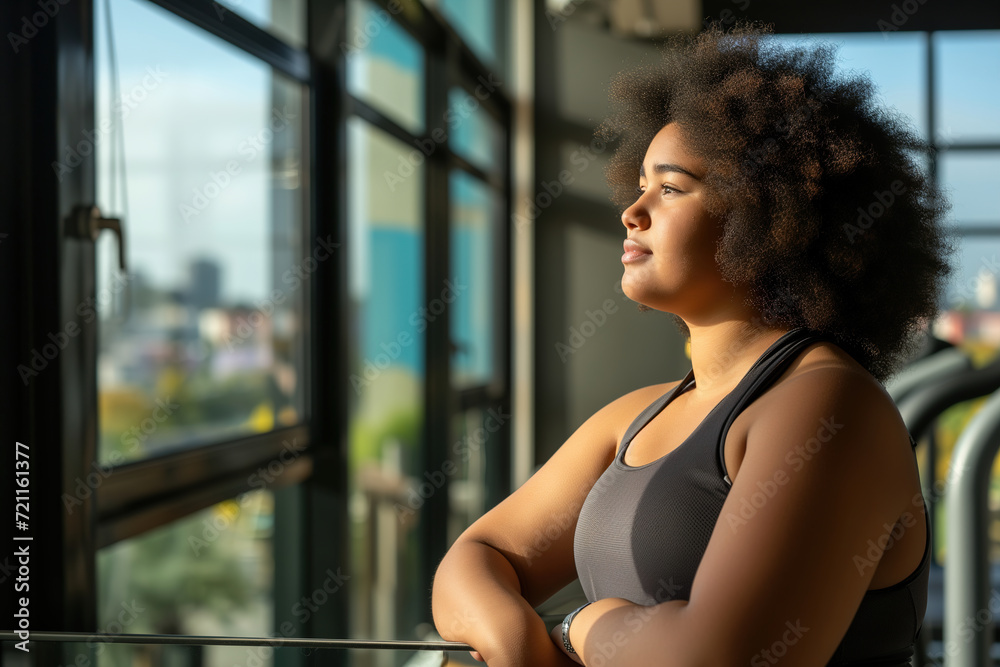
0, 3, 513, 666
0, 3, 102, 661
0, 0, 323, 655
147, 0, 310, 79
302, 1, 350, 658
97, 426, 309, 527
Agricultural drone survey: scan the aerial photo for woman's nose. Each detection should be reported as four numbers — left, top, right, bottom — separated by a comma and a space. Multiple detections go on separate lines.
621, 197, 649, 232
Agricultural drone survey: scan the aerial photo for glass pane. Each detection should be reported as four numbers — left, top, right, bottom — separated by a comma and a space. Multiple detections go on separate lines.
938, 151, 1000, 227
438, 0, 500, 70
766, 32, 927, 140
450, 171, 497, 388
934, 30, 1000, 143
213, 0, 306, 47
447, 407, 487, 545
346, 117, 426, 648
346, 0, 425, 135
95, 0, 306, 465
936, 235, 1000, 315
446, 405, 508, 545
97, 490, 274, 646
448, 86, 504, 176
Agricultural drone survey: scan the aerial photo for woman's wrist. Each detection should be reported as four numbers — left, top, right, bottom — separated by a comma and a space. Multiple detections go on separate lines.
476, 605, 577, 666
552, 597, 638, 664
561, 602, 594, 654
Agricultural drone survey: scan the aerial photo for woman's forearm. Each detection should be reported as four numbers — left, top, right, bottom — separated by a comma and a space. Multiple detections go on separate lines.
431, 539, 577, 666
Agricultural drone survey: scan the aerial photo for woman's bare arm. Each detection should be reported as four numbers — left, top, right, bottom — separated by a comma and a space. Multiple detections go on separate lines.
432, 539, 577, 666
431, 383, 674, 665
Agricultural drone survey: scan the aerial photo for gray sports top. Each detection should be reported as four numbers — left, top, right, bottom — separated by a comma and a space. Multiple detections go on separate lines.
573, 327, 930, 666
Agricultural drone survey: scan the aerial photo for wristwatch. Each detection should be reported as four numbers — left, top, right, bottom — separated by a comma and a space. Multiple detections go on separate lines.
561, 602, 593, 654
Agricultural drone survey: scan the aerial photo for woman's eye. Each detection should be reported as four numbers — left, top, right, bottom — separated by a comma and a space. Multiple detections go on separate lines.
635, 185, 679, 197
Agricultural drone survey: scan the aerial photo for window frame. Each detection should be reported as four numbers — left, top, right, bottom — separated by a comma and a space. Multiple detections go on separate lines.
339, 0, 514, 640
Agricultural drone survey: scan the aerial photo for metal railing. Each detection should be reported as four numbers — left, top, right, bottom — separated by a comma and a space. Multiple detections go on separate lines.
0, 630, 471, 651
894, 344, 1000, 667
0, 630, 475, 667
944, 387, 1000, 667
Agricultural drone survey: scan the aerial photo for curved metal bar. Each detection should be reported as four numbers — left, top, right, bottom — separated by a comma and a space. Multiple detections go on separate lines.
944, 387, 1000, 667
886, 347, 971, 404
0, 630, 472, 652
897, 355, 1000, 443
910, 331, 959, 364
890, 345, 996, 667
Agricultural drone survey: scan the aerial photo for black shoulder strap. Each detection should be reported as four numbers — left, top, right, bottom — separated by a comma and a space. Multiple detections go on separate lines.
715, 328, 829, 483
617, 368, 695, 459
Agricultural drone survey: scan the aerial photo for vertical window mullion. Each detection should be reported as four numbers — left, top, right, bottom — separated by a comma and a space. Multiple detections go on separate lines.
422, 27, 452, 624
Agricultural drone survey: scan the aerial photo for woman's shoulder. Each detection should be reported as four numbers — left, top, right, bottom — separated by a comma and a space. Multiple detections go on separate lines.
778, 338, 892, 401
754, 338, 911, 455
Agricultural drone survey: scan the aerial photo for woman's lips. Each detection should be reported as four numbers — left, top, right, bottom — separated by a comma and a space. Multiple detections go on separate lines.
622, 238, 651, 263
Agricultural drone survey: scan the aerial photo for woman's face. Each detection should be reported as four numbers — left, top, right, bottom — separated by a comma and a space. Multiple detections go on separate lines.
620, 122, 744, 322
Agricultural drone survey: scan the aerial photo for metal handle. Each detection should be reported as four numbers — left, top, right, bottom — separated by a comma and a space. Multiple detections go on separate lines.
68, 204, 127, 272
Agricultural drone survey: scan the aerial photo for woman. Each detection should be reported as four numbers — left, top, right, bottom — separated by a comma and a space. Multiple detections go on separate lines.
431, 23, 954, 666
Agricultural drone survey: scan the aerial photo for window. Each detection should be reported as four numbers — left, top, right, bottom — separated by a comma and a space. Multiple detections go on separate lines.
97, 490, 274, 643
95, 0, 306, 465
435, 0, 507, 75
346, 115, 426, 645
344, 0, 512, 652
17, 0, 510, 657
81, 0, 312, 653
935, 31, 1000, 143
213, 0, 307, 47
938, 151, 1000, 229
346, 0, 425, 134
450, 169, 500, 389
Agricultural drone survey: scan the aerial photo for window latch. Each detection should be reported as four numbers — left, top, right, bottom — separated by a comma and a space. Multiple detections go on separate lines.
67, 204, 127, 272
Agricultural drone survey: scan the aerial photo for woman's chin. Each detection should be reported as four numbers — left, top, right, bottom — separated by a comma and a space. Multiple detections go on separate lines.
620, 282, 668, 311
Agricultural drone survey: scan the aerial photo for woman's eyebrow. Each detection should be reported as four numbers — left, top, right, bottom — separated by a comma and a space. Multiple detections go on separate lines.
639, 162, 701, 181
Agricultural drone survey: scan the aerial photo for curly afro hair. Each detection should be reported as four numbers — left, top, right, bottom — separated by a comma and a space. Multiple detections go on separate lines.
596, 22, 958, 384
